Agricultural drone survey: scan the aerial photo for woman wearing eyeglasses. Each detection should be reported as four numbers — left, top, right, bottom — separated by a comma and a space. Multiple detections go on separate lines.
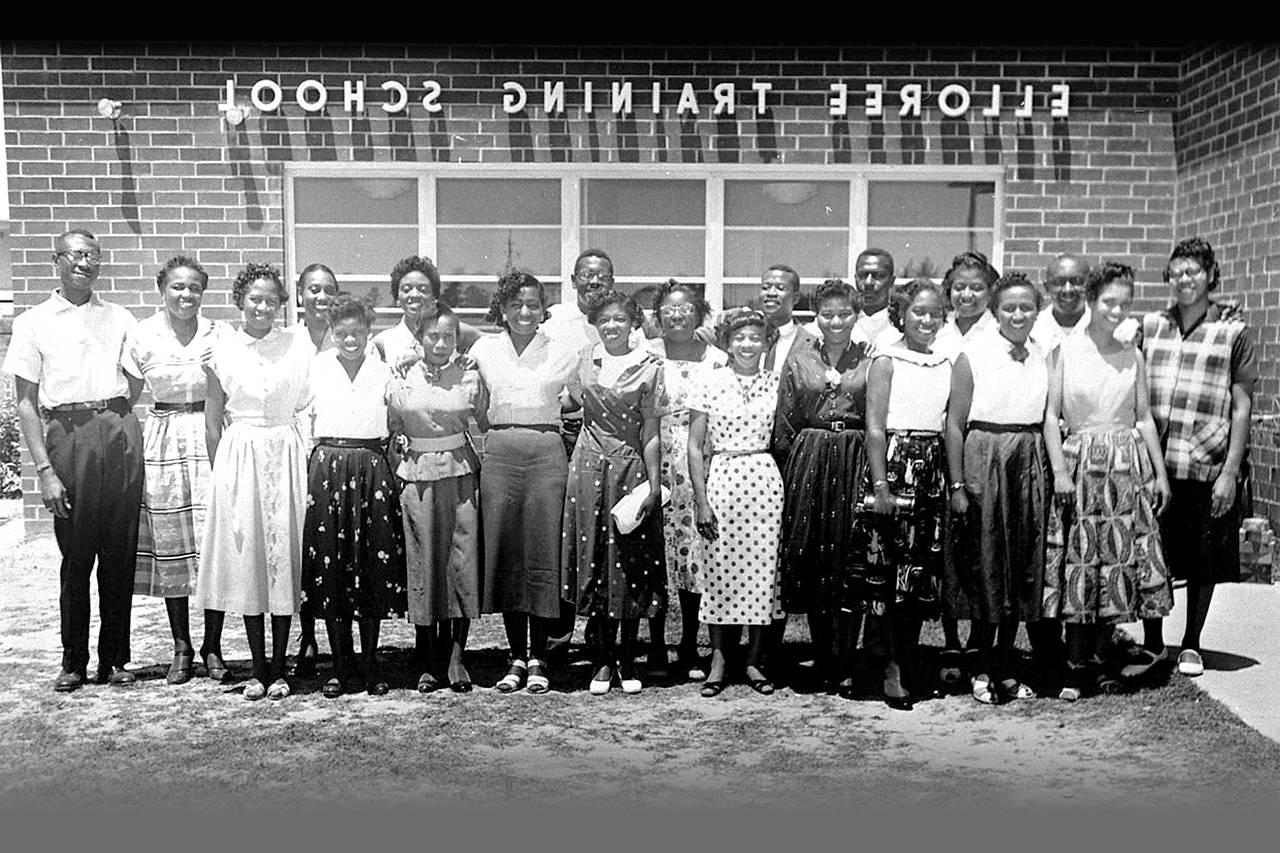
645, 280, 727, 681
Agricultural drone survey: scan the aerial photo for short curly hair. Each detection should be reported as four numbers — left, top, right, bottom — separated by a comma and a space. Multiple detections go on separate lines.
486, 271, 548, 329
652, 278, 711, 327
714, 307, 778, 352
296, 262, 337, 294
326, 292, 377, 329
988, 272, 1043, 314
232, 262, 287, 310
889, 277, 950, 332
585, 288, 643, 328
942, 251, 1000, 305
155, 255, 209, 292
1164, 237, 1220, 291
390, 255, 442, 299
1085, 261, 1136, 303
411, 301, 460, 341
811, 278, 860, 311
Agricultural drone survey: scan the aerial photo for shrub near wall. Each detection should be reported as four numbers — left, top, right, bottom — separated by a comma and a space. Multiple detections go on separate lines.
0, 375, 22, 499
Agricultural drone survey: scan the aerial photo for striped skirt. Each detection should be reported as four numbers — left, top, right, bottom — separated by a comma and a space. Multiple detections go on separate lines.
134, 409, 209, 598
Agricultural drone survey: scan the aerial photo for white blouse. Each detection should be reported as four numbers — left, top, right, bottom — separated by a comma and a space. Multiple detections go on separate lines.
309, 351, 392, 440
881, 346, 952, 432
468, 331, 579, 425
964, 331, 1048, 426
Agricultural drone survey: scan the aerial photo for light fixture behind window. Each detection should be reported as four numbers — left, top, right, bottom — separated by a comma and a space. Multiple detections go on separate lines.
761, 182, 819, 206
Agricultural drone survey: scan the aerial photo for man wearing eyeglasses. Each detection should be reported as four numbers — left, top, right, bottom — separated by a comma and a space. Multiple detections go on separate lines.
3, 229, 145, 692
1031, 254, 1092, 351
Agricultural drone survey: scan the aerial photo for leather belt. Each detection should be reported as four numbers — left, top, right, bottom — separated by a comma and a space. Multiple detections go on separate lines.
489, 424, 560, 433
814, 420, 862, 433
968, 421, 1041, 434
315, 437, 386, 450
152, 401, 205, 413
42, 397, 128, 418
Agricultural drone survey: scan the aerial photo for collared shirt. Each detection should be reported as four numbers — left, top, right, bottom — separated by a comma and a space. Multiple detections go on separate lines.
3, 288, 137, 408
856, 307, 892, 344
764, 319, 818, 374
468, 330, 579, 425
310, 351, 393, 440
964, 331, 1048, 425
541, 299, 646, 353
933, 311, 998, 361
372, 316, 484, 366
773, 334, 872, 464
126, 312, 228, 405
208, 326, 313, 427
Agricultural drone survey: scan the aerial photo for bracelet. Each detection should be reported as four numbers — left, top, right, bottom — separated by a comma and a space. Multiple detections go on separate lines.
872, 479, 888, 489
36, 462, 52, 474
949, 481, 966, 492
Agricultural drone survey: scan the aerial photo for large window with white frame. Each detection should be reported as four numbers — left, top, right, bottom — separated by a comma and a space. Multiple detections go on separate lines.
284, 165, 1001, 321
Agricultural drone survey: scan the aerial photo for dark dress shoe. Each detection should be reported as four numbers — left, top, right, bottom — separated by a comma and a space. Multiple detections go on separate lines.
883, 691, 914, 711
200, 649, 231, 683
98, 666, 136, 686
367, 679, 390, 696
167, 650, 195, 685
54, 669, 85, 692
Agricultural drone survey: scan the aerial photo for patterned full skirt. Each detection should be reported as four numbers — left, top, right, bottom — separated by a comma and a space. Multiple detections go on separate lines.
134, 409, 209, 598
659, 409, 706, 595
301, 443, 407, 621
1044, 427, 1173, 623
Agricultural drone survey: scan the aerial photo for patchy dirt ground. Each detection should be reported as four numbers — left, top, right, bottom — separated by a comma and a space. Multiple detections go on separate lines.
2, 533, 1278, 809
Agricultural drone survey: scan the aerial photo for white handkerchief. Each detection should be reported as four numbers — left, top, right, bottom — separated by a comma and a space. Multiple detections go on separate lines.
610, 480, 671, 535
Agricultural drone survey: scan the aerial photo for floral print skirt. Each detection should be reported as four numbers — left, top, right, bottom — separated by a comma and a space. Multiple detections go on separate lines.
301, 442, 406, 622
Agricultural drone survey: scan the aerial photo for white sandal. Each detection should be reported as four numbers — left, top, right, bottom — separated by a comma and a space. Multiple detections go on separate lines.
495, 659, 526, 693
526, 658, 550, 694
971, 673, 998, 705
589, 663, 613, 696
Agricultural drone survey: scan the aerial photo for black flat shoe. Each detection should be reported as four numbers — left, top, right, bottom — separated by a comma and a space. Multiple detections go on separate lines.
199, 649, 231, 683
836, 679, 856, 700
322, 677, 344, 699
883, 691, 914, 711
98, 665, 135, 686
54, 669, 85, 693
166, 650, 194, 685
293, 642, 318, 679
450, 679, 473, 693
748, 678, 774, 695
700, 680, 728, 698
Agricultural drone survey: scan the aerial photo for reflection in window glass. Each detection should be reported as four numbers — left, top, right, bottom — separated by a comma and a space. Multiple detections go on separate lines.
868, 182, 995, 228
579, 228, 705, 279
438, 179, 560, 225
725, 181, 849, 227
865, 229, 994, 279
723, 230, 848, 279
436, 228, 560, 278
294, 178, 416, 225
582, 180, 705, 226
295, 228, 419, 277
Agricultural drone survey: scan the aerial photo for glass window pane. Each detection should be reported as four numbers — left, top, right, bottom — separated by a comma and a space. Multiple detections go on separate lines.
724, 181, 849, 227
868, 182, 995, 229
436, 227, 560, 278
866, 229, 994, 279
295, 227, 418, 277
439, 280, 508, 311
723, 229, 849, 279
437, 179, 560, 226
579, 228, 705, 278
582, 180, 705, 226
294, 178, 416, 225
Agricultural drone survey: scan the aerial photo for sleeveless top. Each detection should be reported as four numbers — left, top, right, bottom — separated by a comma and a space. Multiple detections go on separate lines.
881, 346, 952, 432
1060, 333, 1137, 433
964, 331, 1048, 425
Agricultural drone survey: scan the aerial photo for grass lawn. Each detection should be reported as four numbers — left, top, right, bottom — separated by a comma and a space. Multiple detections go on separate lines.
2, 534, 1278, 810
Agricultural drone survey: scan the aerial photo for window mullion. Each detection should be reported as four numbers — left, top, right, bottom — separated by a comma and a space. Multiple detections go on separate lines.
706, 175, 725, 311
284, 173, 298, 325
562, 176, 581, 305
420, 175, 437, 263
849, 176, 867, 284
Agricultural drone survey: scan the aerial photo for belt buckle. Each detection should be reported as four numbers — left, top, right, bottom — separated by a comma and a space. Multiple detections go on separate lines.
92, 401, 110, 413
831, 421, 844, 433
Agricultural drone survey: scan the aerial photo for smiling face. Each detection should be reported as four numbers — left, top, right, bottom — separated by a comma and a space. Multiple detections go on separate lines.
54, 232, 102, 301
593, 302, 635, 351
948, 267, 991, 320
1044, 256, 1088, 319
572, 256, 615, 307
501, 285, 545, 337
658, 289, 699, 343
759, 268, 798, 326
814, 294, 856, 348
419, 315, 459, 367
397, 270, 436, 321
330, 316, 371, 362
1090, 280, 1133, 333
903, 289, 945, 350
727, 324, 767, 372
242, 278, 282, 334
993, 284, 1039, 344
1167, 257, 1212, 311
161, 266, 205, 323
855, 253, 894, 314
299, 269, 338, 323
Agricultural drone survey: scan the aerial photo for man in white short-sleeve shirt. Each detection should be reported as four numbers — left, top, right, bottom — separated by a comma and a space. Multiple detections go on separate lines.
2, 229, 144, 692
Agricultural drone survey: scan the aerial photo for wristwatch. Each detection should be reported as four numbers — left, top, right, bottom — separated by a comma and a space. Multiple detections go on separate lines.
949, 481, 966, 492
36, 462, 52, 474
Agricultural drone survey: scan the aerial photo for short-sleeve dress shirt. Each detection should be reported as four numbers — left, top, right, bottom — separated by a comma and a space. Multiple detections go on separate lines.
468, 331, 578, 426
309, 351, 392, 440
3, 289, 137, 408
125, 313, 227, 405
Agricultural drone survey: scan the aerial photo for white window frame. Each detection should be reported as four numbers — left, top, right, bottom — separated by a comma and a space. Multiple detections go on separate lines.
283, 162, 1004, 323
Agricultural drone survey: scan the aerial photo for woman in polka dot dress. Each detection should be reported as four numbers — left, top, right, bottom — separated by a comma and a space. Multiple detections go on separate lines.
687, 308, 784, 697
561, 290, 668, 696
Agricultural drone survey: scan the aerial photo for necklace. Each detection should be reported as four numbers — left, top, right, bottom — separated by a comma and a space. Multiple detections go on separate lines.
732, 369, 767, 405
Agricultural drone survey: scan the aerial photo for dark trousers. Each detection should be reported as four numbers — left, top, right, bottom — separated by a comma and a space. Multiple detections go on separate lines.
45, 404, 144, 673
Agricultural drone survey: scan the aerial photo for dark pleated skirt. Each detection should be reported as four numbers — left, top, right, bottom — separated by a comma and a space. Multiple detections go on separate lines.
479, 429, 567, 619
780, 427, 868, 614
301, 444, 407, 621
950, 427, 1050, 625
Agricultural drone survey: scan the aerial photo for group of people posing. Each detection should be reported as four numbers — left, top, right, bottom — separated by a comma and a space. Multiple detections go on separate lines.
5, 230, 1256, 710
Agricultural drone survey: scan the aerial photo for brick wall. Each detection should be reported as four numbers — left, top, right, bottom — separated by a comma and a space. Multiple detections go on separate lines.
1174, 43, 1280, 528
0, 42, 1204, 533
